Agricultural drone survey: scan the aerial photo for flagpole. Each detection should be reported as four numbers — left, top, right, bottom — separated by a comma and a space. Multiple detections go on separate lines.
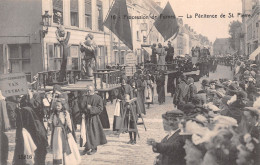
146, 24, 155, 38
103, 0, 116, 24
109, 0, 113, 65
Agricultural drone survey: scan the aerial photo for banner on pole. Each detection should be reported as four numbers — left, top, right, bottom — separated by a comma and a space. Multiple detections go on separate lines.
0, 73, 28, 97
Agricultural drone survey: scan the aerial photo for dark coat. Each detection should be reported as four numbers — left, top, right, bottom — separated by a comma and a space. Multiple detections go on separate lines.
227, 100, 246, 123
174, 81, 188, 107
153, 129, 187, 165
167, 72, 177, 94
247, 83, 257, 101
13, 107, 48, 165
80, 94, 107, 150
96, 92, 110, 129
186, 84, 197, 102
6, 99, 17, 128
113, 84, 133, 131
165, 46, 174, 63
135, 79, 146, 114
156, 74, 166, 104
68, 95, 81, 125
151, 47, 157, 64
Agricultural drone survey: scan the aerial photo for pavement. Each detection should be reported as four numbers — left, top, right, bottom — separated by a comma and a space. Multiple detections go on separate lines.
6, 93, 174, 165
5, 65, 233, 165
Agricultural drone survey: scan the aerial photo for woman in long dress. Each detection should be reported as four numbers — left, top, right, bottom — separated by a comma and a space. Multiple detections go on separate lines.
49, 99, 81, 165
144, 75, 153, 109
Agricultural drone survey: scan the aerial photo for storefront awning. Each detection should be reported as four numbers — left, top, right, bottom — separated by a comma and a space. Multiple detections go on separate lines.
249, 47, 260, 60
143, 47, 152, 55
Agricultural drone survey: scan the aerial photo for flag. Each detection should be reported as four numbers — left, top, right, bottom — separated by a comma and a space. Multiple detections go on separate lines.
103, 0, 133, 50
154, 2, 179, 41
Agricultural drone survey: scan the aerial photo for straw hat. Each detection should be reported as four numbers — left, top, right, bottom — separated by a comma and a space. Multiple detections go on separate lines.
244, 97, 260, 115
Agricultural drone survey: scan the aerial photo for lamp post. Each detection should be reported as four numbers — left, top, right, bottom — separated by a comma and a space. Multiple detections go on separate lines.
40, 11, 52, 72
40, 11, 52, 38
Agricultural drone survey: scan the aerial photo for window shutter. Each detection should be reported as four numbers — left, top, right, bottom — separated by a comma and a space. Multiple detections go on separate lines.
70, 0, 78, 12
85, 0, 91, 15
53, 0, 63, 11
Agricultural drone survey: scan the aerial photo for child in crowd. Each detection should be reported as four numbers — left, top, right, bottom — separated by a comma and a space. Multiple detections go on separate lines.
49, 99, 81, 165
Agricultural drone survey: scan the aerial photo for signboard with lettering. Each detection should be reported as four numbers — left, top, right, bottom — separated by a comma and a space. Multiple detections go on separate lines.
0, 73, 28, 97
125, 53, 137, 76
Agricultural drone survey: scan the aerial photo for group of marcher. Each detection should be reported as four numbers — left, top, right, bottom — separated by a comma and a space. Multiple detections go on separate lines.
150, 41, 175, 67
0, 84, 108, 165
111, 67, 170, 145
145, 56, 260, 165
1, 50, 260, 165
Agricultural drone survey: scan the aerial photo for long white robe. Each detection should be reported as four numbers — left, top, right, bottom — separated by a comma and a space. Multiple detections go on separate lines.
50, 111, 81, 165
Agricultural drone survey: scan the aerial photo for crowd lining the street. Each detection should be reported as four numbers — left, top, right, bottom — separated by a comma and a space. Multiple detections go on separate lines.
1, 43, 260, 165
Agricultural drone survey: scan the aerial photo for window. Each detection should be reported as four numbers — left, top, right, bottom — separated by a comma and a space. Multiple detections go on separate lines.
85, 0, 92, 29
70, 45, 79, 70
53, 0, 63, 25
97, 46, 106, 69
120, 51, 125, 65
8, 44, 31, 82
70, 0, 79, 27
48, 44, 54, 70
97, 0, 103, 31
48, 44, 62, 71
137, 31, 140, 41
114, 50, 118, 64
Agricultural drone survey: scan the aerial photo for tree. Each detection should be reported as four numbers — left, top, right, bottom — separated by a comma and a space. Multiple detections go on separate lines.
228, 21, 243, 53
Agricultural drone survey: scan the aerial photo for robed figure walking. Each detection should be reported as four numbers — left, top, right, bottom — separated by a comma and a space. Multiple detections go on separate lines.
156, 70, 166, 104
80, 85, 107, 155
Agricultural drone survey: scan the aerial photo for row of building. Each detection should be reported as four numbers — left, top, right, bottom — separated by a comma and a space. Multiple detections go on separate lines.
213, 0, 260, 61
0, 0, 211, 82
241, 0, 260, 61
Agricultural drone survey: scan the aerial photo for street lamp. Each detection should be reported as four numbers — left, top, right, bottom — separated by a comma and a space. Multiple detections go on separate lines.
40, 11, 52, 38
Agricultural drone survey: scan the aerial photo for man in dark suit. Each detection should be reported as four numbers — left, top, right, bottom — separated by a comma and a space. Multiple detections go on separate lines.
165, 41, 174, 64
186, 77, 197, 103
147, 110, 187, 165
174, 75, 188, 110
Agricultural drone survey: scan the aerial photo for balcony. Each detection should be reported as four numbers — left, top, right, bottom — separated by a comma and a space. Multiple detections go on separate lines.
37, 70, 81, 88
93, 69, 122, 91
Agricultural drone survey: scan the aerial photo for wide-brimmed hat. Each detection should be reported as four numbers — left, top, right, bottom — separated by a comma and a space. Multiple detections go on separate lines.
182, 103, 196, 115
236, 91, 248, 100
201, 79, 209, 87
209, 79, 218, 85
244, 97, 260, 115
162, 110, 184, 121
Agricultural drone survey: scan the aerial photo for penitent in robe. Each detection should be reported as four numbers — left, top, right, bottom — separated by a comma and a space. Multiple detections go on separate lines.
80, 94, 107, 150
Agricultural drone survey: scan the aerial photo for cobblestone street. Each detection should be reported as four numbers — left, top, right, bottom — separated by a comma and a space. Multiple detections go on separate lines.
6, 92, 174, 165
6, 65, 233, 165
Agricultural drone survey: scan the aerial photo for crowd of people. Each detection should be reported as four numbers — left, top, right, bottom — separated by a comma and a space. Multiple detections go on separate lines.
0, 84, 108, 165
144, 56, 260, 165
1, 47, 260, 165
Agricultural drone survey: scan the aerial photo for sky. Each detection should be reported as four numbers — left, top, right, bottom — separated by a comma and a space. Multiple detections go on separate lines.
159, 0, 242, 43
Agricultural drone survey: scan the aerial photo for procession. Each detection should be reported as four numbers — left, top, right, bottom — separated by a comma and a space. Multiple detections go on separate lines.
1, 0, 260, 165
